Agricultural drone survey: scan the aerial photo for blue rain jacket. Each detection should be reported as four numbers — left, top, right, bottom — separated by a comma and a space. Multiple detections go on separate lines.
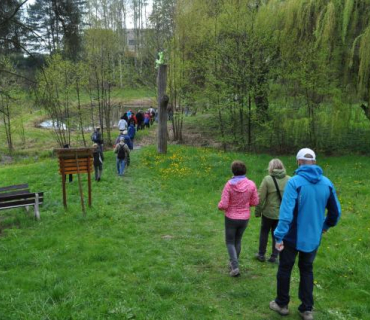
274, 165, 341, 252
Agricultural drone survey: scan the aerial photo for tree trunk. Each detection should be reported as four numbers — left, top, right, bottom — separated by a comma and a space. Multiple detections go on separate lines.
158, 95, 169, 154
76, 80, 86, 147
157, 64, 168, 154
2, 102, 13, 152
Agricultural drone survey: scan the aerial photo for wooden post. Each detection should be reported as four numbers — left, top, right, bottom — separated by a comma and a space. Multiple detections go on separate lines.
61, 159, 67, 208
87, 156, 92, 207
75, 152, 86, 217
157, 64, 168, 154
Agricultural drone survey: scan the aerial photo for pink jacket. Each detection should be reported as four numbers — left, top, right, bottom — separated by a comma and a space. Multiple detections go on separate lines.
218, 176, 259, 220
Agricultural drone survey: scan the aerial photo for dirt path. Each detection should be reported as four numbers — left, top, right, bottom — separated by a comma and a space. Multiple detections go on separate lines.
135, 127, 158, 148
135, 117, 222, 149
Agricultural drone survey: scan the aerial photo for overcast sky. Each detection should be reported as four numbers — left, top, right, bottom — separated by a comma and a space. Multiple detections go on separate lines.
25, 0, 153, 28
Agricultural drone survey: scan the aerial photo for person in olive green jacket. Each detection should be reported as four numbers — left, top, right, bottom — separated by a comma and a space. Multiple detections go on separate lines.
255, 159, 290, 263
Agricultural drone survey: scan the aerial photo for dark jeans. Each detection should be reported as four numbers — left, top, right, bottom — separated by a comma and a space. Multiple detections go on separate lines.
275, 244, 317, 312
94, 164, 102, 180
225, 217, 249, 269
64, 174, 73, 183
258, 215, 279, 258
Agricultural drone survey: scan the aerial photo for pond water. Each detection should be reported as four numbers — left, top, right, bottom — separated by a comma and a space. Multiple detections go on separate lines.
39, 120, 67, 130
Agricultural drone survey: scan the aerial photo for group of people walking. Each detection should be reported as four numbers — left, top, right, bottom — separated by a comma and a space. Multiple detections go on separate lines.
89, 127, 340, 320
90, 111, 142, 180
218, 148, 341, 320
118, 107, 157, 132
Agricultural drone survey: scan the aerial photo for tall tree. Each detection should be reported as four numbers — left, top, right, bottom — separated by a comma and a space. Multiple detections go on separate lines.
0, 0, 30, 54
27, 0, 85, 59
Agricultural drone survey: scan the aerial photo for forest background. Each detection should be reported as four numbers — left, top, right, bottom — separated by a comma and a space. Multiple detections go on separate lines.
1, 0, 370, 156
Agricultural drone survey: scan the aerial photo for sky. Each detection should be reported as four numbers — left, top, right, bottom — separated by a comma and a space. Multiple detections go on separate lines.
25, 0, 154, 28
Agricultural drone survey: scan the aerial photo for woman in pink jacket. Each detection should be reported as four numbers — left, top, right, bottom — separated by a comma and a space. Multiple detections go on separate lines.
218, 160, 259, 277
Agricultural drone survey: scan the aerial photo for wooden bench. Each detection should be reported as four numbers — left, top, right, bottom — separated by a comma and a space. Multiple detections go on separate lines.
0, 184, 43, 220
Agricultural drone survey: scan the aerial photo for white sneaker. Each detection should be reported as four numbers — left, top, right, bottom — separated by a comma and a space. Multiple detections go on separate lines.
269, 300, 289, 316
299, 311, 314, 320
229, 268, 240, 277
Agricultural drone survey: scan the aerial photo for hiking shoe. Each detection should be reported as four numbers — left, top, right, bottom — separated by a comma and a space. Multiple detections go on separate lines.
229, 268, 240, 277
299, 311, 314, 320
269, 300, 289, 316
268, 256, 277, 263
255, 254, 266, 262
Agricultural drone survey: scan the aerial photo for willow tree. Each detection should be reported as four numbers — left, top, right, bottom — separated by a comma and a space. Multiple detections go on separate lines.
241, 0, 367, 151
262, 0, 370, 119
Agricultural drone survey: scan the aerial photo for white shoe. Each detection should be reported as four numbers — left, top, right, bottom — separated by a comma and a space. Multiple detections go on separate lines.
299, 311, 313, 320
229, 268, 240, 277
269, 300, 289, 316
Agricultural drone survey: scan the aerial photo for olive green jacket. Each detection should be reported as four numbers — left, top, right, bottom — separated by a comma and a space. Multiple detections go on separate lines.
255, 169, 290, 219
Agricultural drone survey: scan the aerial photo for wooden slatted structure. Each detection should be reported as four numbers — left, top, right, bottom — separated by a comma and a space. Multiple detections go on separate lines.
0, 184, 43, 220
54, 148, 94, 213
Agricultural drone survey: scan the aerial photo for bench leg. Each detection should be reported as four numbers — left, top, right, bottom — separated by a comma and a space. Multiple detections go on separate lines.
34, 194, 40, 220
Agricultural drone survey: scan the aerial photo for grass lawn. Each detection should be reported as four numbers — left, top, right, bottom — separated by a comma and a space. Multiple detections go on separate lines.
0, 145, 368, 319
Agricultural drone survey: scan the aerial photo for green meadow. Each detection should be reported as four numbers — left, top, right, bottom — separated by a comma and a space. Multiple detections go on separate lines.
0, 144, 368, 320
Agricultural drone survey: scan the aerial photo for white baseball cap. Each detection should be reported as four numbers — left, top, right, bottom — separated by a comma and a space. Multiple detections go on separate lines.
296, 148, 316, 161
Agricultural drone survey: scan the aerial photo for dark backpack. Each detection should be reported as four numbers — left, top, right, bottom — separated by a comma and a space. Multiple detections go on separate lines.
91, 132, 98, 142
117, 144, 126, 160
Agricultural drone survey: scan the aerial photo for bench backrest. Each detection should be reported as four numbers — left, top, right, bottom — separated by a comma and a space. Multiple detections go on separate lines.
0, 184, 43, 210
0, 192, 44, 210
0, 184, 29, 196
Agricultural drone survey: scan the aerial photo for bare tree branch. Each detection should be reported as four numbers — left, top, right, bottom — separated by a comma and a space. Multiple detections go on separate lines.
0, 36, 38, 59
0, 68, 37, 84
0, 0, 29, 27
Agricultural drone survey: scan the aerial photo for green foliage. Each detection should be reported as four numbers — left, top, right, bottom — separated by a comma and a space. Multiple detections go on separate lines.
342, 0, 354, 43
358, 26, 370, 96
169, 0, 370, 152
0, 146, 369, 319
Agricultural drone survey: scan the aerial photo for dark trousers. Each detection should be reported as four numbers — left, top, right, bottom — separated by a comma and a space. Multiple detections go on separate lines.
137, 122, 144, 131
225, 217, 249, 269
258, 215, 279, 258
64, 174, 73, 183
94, 164, 102, 180
275, 244, 317, 312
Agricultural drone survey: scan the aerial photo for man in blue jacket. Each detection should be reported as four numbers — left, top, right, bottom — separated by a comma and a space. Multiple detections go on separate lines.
269, 148, 341, 320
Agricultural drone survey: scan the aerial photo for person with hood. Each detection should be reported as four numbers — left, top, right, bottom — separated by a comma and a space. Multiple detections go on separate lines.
269, 148, 341, 320
218, 160, 259, 277
255, 159, 290, 263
